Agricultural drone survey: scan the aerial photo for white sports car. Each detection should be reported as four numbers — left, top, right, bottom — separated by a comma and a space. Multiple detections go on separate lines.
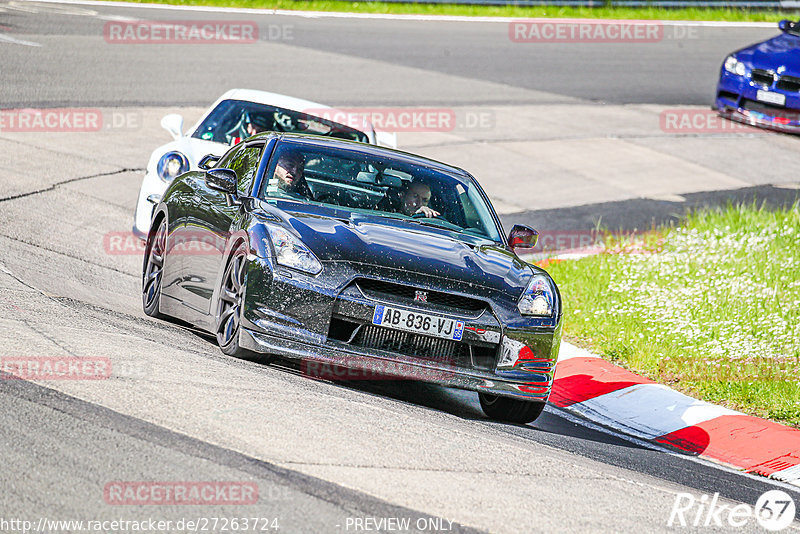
133, 88, 396, 239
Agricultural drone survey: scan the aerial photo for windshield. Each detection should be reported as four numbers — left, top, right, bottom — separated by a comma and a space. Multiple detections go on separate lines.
259, 141, 503, 243
191, 99, 370, 146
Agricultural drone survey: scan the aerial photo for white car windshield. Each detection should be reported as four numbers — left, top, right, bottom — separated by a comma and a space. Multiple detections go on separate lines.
192, 99, 370, 145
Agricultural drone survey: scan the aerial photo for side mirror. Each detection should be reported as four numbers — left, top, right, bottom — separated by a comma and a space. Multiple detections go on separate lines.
161, 113, 184, 140
508, 224, 539, 252
205, 168, 237, 195
198, 154, 221, 170
779, 20, 792, 32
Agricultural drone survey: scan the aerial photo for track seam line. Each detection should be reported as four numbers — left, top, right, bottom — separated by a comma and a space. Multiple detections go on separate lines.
0, 167, 142, 203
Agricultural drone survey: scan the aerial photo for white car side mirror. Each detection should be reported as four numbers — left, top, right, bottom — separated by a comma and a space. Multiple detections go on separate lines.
161, 113, 184, 140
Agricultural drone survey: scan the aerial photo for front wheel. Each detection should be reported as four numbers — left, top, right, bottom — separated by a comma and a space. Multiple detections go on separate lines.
215, 243, 269, 362
142, 218, 167, 318
478, 392, 546, 424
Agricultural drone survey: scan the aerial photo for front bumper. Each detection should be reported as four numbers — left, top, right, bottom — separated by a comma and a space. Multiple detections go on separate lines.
715, 70, 800, 133
716, 106, 800, 133
240, 324, 560, 402
239, 258, 561, 402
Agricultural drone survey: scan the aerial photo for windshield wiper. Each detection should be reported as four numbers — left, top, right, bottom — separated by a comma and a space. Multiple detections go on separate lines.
371, 214, 472, 236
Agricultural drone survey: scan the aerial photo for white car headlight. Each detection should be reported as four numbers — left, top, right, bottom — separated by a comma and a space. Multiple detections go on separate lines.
265, 225, 322, 275
157, 151, 189, 182
518, 274, 556, 317
724, 55, 747, 77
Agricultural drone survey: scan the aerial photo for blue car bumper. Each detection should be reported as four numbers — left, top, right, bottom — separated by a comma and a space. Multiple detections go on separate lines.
715, 69, 800, 132
715, 69, 800, 133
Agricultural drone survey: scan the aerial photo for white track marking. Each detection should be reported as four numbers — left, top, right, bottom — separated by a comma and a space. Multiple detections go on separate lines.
7, 0, 98, 15
557, 341, 600, 362
0, 33, 42, 46
568, 383, 742, 440
545, 403, 800, 494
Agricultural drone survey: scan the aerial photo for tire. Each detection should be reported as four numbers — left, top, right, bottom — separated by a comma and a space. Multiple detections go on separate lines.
478, 392, 546, 424
142, 218, 167, 318
215, 242, 266, 361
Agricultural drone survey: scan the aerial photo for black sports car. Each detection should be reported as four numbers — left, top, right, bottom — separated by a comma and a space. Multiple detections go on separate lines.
142, 133, 562, 423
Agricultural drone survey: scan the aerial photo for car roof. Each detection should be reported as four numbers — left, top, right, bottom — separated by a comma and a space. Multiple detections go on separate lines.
221, 88, 334, 114
259, 132, 471, 178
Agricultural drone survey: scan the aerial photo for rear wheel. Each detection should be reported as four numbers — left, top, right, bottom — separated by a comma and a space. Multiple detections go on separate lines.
142, 218, 166, 318
215, 243, 267, 361
478, 392, 546, 424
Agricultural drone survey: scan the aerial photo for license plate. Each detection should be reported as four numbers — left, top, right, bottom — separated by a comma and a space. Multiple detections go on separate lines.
372, 305, 464, 342
756, 90, 786, 106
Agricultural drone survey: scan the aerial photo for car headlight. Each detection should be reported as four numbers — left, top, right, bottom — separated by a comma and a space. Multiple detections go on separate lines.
518, 274, 556, 317
724, 55, 747, 77
156, 151, 189, 182
265, 225, 322, 275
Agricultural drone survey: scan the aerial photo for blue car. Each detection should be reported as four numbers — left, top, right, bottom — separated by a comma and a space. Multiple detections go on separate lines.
716, 20, 800, 132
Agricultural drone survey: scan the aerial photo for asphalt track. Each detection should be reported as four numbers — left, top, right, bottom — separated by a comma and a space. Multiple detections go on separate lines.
1, 1, 799, 532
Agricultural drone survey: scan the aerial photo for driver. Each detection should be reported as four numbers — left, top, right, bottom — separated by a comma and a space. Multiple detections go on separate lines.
399, 182, 440, 218
272, 151, 313, 199
228, 110, 271, 144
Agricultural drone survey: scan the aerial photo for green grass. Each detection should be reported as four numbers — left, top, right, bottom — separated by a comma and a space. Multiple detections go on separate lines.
545, 202, 800, 427
105, 0, 798, 22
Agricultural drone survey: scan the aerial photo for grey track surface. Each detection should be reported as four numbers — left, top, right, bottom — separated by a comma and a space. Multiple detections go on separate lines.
0, 2, 779, 107
1, 2, 799, 532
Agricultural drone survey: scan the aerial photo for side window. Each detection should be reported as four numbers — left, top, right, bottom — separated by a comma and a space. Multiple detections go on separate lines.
228, 144, 264, 197
215, 144, 240, 169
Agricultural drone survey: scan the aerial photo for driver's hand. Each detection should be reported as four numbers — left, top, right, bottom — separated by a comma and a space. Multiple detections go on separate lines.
415, 206, 440, 218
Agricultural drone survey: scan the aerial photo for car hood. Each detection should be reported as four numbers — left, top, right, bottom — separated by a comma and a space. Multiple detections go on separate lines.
737, 33, 800, 71
264, 204, 533, 296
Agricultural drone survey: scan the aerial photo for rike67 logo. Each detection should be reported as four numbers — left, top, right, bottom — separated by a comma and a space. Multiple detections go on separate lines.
668, 490, 796, 531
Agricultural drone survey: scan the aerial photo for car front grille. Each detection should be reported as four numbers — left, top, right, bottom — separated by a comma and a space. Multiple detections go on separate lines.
741, 99, 800, 120
355, 278, 487, 316
751, 69, 776, 87
776, 75, 800, 93
327, 317, 497, 371
355, 324, 469, 364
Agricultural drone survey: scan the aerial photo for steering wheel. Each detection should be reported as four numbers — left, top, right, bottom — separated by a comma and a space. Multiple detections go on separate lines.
411, 211, 446, 220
